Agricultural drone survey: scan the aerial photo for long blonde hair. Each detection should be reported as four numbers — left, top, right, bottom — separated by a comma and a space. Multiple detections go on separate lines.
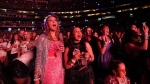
44, 14, 60, 41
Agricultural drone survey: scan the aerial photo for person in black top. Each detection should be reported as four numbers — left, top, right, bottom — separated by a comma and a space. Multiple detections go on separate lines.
124, 24, 149, 84
64, 27, 95, 84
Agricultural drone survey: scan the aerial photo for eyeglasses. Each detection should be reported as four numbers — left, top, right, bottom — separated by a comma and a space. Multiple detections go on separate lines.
117, 68, 128, 72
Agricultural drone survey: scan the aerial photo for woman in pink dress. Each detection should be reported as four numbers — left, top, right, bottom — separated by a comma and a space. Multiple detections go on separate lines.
34, 14, 65, 84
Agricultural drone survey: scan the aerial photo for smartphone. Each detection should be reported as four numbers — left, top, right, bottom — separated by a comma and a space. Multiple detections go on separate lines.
73, 48, 80, 55
142, 22, 146, 26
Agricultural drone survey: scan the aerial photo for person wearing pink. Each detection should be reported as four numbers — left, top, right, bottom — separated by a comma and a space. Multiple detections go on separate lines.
34, 14, 65, 84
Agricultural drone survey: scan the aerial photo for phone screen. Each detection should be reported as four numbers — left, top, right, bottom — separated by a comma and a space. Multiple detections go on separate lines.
142, 22, 146, 26
73, 48, 80, 54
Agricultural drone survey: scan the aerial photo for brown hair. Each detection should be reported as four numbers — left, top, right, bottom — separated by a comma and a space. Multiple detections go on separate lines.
83, 26, 93, 41
44, 14, 60, 40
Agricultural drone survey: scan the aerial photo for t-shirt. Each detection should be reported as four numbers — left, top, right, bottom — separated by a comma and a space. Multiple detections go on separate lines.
15, 41, 34, 66
7, 41, 20, 54
0, 42, 7, 57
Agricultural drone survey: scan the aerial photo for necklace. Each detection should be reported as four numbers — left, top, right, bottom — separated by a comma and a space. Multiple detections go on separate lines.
120, 78, 125, 84
117, 77, 127, 84
48, 36, 58, 41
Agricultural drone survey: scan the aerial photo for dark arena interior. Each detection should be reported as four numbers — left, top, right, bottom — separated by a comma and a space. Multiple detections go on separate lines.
0, 0, 150, 84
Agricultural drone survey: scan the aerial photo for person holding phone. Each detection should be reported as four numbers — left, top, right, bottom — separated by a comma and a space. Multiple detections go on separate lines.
64, 27, 95, 84
124, 23, 149, 84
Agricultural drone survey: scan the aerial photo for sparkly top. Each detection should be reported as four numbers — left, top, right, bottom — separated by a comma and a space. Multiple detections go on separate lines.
34, 34, 63, 82
104, 75, 130, 84
48, 41, 62, 57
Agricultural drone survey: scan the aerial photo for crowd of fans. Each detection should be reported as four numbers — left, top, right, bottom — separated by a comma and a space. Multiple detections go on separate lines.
0, 21, 150, 84
0, 0, 49, 10
0, 0, 113, 11
0, 19, 99, 28
0, 21, 35, 27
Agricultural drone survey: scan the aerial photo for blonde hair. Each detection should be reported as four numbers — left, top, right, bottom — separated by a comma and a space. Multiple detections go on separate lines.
44, 14, 60, 40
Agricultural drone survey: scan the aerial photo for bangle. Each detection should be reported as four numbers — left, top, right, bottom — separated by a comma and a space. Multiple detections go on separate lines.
144, 33, 149, 40
70, 59, 76, 66
71, 59, 76, 63
34, 78, 40, 81
70, 63, 74, 66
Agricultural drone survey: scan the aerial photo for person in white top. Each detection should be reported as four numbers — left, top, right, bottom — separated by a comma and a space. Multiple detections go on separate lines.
0, 37, 7, 63
0, 37, 11, 84
6, 33, 20, 64
10, 31, 34, 84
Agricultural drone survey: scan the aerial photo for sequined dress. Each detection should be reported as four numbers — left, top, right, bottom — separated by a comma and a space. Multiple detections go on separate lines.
42, 41, 64, 84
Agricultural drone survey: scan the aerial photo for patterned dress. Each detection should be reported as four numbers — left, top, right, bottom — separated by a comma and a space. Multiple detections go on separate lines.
42, 41, 64, 84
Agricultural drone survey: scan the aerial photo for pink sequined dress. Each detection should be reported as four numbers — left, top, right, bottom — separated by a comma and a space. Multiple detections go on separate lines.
42, 41, 64, 84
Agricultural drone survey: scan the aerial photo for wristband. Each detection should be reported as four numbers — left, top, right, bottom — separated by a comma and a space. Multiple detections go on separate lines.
70, 59, 76, 66
71, 59, 76, 63
144, 33, 149, 40
70, 63, 74, 66
34, 78, 40, 81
